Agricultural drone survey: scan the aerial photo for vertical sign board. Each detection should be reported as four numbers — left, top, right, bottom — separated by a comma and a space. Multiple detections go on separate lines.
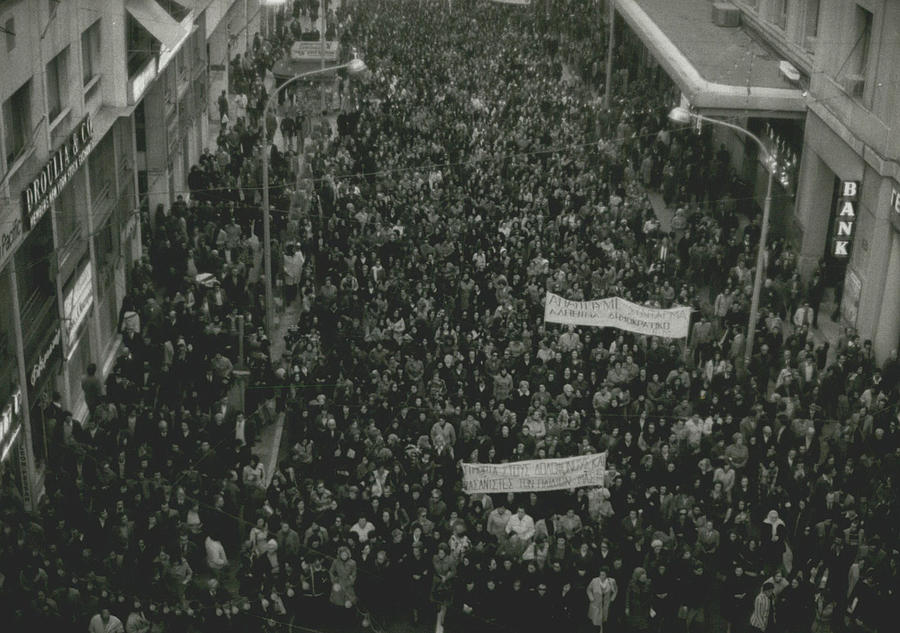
890, 186, 900, 233
832, 181, 859, 259
64, 263, 93, 352
0, 388, 23, 463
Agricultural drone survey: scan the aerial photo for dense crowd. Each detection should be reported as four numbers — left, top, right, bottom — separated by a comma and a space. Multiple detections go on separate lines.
1, 1, 899, 633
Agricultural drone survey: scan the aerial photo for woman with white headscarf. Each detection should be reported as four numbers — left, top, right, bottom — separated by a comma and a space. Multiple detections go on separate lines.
762, 509, 788, 574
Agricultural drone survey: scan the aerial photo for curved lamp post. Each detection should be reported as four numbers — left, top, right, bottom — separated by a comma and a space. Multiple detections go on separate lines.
261, 57, 367, 345
668, 106, 774, 366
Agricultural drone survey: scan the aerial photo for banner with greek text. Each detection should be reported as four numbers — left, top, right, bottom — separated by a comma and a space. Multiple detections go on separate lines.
543, 292, 691, 339
462, 453, 607, 494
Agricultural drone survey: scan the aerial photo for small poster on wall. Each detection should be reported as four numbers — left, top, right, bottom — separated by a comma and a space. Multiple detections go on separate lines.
841, 267, 861, 327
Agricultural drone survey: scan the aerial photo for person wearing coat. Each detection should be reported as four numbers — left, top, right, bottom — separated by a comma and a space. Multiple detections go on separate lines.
625, 567, 652, 632
329, 546, 357, 608
587, 567, 618, 631
810, 593, 835, 633
761, 510, 788, 574
406, 542, 432, 623
430, 543, 457, 606
723, 565, 753, 633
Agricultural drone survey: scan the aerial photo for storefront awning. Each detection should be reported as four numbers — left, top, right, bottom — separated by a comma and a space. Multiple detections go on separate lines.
617, 0, 805, 116
126, 0, 185, 52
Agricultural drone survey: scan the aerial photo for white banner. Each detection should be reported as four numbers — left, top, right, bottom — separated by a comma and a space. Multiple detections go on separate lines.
290, 41, 339, 61
543, 292, 691, 338
462, 453, 606, 494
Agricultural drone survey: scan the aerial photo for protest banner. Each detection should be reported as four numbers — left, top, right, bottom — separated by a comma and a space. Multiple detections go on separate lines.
462, 453, 607, 494
543, 291, 691, 338
290, 40, 339, 61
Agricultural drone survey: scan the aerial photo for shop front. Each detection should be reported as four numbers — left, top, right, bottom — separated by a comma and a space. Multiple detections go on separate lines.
25, 325, 62, 473
792, 107, 900, 360
0, 265, 29, 506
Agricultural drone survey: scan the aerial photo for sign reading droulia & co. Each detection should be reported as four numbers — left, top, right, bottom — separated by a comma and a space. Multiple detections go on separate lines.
21, 115, 93, 230
832, 181, 859, 259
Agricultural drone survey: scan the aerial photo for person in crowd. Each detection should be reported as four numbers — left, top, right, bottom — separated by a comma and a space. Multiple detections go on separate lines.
587, 566, 617, 632
0, 3, 898, 633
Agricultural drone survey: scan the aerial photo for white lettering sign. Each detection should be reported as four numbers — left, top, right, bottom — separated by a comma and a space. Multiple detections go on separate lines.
290, 41, 339, 61
543, 292, 691, 338
22, 115, 93, 229
462, 453, 607, 494
0, 388, 23, 463
0, 215, 23, 270
841, 181, 858, 198
831, 181, 859, 259
31, 329, 60, 387
64, 264, 93, 346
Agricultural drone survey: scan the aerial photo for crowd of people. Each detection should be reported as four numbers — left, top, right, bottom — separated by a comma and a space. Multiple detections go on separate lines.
1, 1, 899, 633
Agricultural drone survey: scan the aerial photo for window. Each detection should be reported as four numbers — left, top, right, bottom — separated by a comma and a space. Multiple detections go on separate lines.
3, 80, 32, 166
134, 100, 147, 152
126, 14, 158, 77
853, 6, 873, 75
803, 0, 820, 51
4, 17, 14, 52
81, 19, 101, 86
54, 169, 82, 252
46, 47, 69, 122
14, 212, 54, 320
88, 131, 115, 209
158, 0, 190, 22
771, 0, 788, 29
842, 5, 873, 99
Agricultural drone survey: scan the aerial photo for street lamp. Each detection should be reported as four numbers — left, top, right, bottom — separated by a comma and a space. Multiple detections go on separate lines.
261, 57, 367, 346
668, 105, 774, 366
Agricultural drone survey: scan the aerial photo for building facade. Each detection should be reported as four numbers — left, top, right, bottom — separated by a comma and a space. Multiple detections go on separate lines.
0, 0, 254, 508
613, 0, 900, 361
788, 0, 900, 360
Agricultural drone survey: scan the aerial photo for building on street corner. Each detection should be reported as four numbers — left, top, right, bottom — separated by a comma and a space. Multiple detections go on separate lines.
611, 0, 900, 361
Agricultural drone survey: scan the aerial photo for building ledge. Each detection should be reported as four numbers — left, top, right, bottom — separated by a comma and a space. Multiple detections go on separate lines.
617, 0, 805, 115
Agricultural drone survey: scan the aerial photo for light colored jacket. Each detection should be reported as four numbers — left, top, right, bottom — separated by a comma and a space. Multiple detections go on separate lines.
750, 592, 771, 631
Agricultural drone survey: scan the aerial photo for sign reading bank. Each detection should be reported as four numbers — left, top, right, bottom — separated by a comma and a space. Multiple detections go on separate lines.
831, 181, 859, 259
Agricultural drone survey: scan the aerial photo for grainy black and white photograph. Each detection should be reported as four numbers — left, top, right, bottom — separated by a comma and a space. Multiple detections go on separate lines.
0, 0, 896, 632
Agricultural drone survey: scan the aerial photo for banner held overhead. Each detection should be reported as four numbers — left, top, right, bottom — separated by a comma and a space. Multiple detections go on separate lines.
543, 291, 691, 338
462, 453, 607, 494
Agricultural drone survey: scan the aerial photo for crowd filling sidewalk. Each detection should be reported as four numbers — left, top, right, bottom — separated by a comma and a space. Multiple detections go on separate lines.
1, 2, 898, 633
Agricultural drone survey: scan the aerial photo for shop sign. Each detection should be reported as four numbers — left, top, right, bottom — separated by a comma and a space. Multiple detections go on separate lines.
0, 213, 23, 270
64, 263, 93, 346
0, 387, 23, 463
831, 181, 859, 259
21, 115, 93, 230
841, 268, 862, 326
290, 41, 339, 61
129, 58, 157, 104
120, 211, 138, 245
17, 436, 31, 507
890, 187, 900, 232
30, 329, 60, 388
